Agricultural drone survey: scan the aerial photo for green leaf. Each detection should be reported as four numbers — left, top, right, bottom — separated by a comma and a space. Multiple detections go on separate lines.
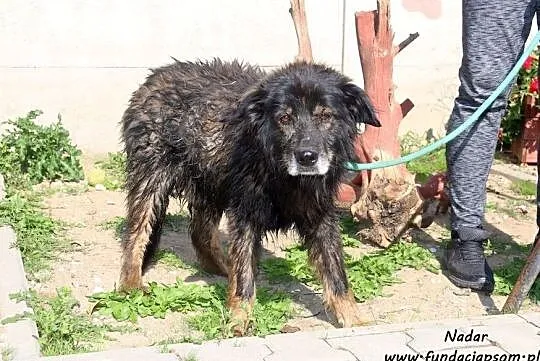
111, 302, 133, 321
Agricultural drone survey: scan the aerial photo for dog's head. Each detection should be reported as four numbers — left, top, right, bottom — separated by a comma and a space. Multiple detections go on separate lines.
235, 62, 380, 176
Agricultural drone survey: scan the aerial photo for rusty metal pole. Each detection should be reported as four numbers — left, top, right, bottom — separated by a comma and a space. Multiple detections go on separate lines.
502, 239, 540, 313
502, 50, 540, 313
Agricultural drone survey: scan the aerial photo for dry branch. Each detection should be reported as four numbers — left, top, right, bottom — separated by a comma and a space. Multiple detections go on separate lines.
393, 32, 420, 55
289, 0, 313, 62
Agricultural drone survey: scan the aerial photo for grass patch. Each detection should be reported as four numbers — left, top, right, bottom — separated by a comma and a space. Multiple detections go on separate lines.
1, 346, 14, 361
154, 249, 195, 271
261, 215, 366, 286
261, 241, 438, 302
485, 202, 498, 211
36, 182, 89, 197
187, 286, 294, 340
99, 213, 190, 239
182, 353, 199, 361
0, 192, 67, 279
99, 216, 126, 237
485, 201, 528, 219
163, 213, 190, 232
340, 214, 361, 247
484, 236, 531, 256
261, 245, 317, 287
0, 110, 83, 185
89, 281, 295, 340
0, 112, 108, 356
347, 242, 438, 301
406, 149, 446, 183
493, 256, 539, 303
400, 131, 446, 183
0, 110, 84, 278
87, 152, 126, 190
99, 215, 195, 270
2, 288, 114, 356
510, 179, 536, 197
156, 336, 202, 347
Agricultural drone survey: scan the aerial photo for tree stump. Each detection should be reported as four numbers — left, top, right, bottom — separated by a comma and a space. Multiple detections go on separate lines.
288, 0, 447, 247
348, 0, 441, 247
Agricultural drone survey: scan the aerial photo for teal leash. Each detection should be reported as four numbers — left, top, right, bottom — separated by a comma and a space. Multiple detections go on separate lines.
343, 31, 540, 171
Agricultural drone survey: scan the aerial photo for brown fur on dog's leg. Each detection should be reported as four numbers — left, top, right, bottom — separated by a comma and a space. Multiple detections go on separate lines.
312, 251, 367, 327
198, 253, 228, 276
299, 215, 369, 327
190, 207, 228, 276
227, 287, 255, 336
119, 207, 153, 291
120, 58, 380, 331
226, 221, 260, 336
119, 170, 171, 292
119, 260, 143, 291
325, 288, 368, 327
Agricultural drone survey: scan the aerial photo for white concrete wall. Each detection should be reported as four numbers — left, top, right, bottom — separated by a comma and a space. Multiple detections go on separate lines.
0, 0, 475, 155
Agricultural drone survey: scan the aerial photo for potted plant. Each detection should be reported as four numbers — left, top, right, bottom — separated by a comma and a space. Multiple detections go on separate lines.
500, 46, 540, 164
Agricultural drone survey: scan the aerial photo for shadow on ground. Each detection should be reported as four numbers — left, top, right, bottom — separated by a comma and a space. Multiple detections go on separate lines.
138, 213, 337, 327
408, 208, 536, 314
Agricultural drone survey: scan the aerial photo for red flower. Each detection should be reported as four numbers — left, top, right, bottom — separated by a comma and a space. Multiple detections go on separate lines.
529, 77, 538, 93
524, 56, 534, 70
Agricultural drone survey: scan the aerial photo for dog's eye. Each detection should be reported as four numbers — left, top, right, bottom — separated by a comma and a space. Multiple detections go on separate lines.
322, 112, 332, 121
319, 110, 333, 123
279, 114, 291, 125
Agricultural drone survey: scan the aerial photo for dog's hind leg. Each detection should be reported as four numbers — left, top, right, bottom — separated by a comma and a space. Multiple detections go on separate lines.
298, 216, 369, 328
226, 218, 262, 336
190, 205, 228, 276
119, 167, 172, 291
141, 197, 169, 272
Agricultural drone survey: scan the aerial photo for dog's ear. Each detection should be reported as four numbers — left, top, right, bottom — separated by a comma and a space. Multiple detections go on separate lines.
233, 85, 275, 154
341, 83, 381, 127
234, 85, 267, 122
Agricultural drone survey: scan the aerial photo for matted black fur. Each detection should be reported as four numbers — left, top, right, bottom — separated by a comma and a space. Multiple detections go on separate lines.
119, 58, 380, 331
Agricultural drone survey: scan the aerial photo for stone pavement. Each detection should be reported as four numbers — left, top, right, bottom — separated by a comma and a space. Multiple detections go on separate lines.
2, 224, 539, 361
36, 313, 539, 361
0, 227, 40, 361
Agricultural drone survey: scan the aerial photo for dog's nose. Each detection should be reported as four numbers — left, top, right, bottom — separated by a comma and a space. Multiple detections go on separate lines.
295, 150, 319, 167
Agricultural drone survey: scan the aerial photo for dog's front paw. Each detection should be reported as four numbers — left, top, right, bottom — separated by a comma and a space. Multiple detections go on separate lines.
118, 271, 145, 293
329, 290, 371, 328
336, 308, 370, 328
118, 281, 149, 295
228, 300, 253, 336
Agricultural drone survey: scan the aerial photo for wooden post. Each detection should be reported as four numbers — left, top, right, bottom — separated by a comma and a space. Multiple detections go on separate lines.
289, 0, 313, 63
348, 0, 437, 248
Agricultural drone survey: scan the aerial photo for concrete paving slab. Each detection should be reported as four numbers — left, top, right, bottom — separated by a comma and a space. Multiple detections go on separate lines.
327, 331, 416, 361
407, 326, 492, 353
40, 347, 176, 361
171, 339, 271, 361
470, 322, 540, 354
520, 312, 540, 327
264, 333, 356, 361
423, 346, 509, 359
0, 226, 40, 361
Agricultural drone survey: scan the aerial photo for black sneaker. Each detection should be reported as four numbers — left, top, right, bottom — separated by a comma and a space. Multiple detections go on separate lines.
444, 231, 494, 293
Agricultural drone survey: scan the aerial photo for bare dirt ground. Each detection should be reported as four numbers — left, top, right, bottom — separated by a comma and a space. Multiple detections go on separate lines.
30, 157, 540, 350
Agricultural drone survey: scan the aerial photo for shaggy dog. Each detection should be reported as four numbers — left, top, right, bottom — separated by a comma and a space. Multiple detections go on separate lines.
119, 59, 380, 334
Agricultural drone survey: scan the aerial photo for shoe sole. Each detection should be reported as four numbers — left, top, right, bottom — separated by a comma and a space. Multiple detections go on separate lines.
443, 270, 494, 293
441, 255, 494, 294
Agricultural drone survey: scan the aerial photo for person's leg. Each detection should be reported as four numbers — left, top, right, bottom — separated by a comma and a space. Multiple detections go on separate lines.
445, 0, 538, 292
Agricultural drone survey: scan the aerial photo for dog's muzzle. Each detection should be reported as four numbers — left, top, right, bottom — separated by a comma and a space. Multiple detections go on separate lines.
288, 149, 331, 176
294, 150, 318, 167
